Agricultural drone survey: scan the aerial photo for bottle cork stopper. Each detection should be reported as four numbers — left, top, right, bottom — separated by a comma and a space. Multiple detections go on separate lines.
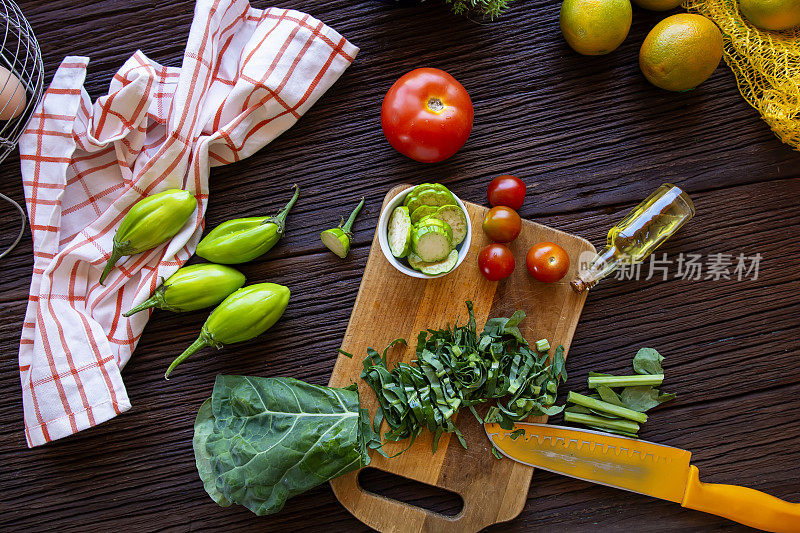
570, 278, 588, 293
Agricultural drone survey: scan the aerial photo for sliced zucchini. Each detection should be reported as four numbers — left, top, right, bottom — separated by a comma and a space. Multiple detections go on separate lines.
404, 184, 437, 207
416, 214, 451, 231
434, 205, 468, 245
413, 182, 452, 195
406, 186, 439, 213
407, 252, 426, 271
412, 218, 452, 262
387, 206, 412, 258
428, 183, 453, 195
403, 190, 418, 207
410, 205, 439, 224
411, 183, 436, 195
418, 249, 459, 276
415, 189, 455, 208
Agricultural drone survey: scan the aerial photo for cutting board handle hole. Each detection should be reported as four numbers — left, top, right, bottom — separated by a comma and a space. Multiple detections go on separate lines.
357, 467, 464, 517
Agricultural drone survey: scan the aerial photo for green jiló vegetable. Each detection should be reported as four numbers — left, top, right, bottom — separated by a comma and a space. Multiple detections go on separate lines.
563, 347, 675, 437
196, 184, 299, 264
100, 189, 197, 285
123, 264, 246, 317
165, 283, 290, 379
194, 375, 381, 516
356, 301, 567, 453
320, 196, 365, 259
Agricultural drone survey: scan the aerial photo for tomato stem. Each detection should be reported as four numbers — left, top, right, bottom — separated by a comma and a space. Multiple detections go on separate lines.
426, 97, 444, 113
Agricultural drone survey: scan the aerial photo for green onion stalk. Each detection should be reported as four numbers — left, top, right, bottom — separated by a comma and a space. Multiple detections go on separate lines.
567, 391, 648, 423
588, 374, 664, 389
563, 411, 640, 435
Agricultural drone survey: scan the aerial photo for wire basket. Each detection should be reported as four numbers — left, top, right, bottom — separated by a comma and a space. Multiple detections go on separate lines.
0, 0, 43, 259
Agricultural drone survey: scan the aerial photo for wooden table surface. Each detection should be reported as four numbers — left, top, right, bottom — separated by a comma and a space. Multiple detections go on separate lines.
2, 1, 799, 531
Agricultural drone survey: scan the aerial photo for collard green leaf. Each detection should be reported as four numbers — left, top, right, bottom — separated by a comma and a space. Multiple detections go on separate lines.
619, 386, 675, 412
539, 404, 565, 416
565, 404, 591, 414
550, 345, 567, 382
632, 348, 664, 375
596, 385, 625, 407
193, 399, 231, 507
197, 376, 368, 516
657, 392, 677, 404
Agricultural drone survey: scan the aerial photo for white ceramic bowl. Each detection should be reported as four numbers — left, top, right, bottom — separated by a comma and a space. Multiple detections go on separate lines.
378, 186, 472, 279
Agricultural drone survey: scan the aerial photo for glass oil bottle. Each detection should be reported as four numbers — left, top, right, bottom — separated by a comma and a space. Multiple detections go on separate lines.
571, 184, 695, 293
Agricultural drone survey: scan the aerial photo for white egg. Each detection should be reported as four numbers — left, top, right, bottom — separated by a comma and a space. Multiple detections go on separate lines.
0, 65, 26, 120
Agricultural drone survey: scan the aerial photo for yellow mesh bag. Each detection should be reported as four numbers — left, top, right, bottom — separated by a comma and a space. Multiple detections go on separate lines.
682, 0, 800, 150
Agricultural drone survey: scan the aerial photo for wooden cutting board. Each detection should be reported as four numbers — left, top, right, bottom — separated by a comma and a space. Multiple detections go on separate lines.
328, 185, 595, 532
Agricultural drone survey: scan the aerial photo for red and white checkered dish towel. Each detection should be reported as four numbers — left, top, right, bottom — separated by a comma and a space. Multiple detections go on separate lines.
17, 0, 358, 447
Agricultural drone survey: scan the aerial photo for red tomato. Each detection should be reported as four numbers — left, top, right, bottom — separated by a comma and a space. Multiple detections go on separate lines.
381, 68, 474, 163
526, 242, 570, 283
482, 206, 522, 243
487, 175, 526, 210
478, 243, 515, 281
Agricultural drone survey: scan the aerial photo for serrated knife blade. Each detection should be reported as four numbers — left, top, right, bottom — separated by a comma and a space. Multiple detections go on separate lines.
485, 422, 800, 532
485, 422, 691, 502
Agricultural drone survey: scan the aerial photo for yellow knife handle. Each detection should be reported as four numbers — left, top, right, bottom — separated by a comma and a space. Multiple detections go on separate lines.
682, 465, 800, 532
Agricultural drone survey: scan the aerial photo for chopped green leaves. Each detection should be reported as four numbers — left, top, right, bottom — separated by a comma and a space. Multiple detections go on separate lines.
563, 348, 675, 438
360, 301, 568, 453
509, 428, 526, 440
535, 339, 551, 353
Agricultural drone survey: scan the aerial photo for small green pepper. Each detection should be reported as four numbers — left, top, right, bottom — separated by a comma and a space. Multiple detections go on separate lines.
165, 282, 290, 379
195, 185, 299, 264
320, 196, 365, 259
100, 189, 197, 285
123, 264, 246, 317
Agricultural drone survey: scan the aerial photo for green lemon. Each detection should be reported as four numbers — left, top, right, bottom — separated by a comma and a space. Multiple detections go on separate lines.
739, 0, 800, 31
560, 0, 633, 55
639, 14, 723, 92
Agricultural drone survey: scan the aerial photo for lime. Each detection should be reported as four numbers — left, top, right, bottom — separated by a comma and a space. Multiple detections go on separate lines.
739, 0, 800, 31
560, 0, 633, 55
639, 14, 723, 91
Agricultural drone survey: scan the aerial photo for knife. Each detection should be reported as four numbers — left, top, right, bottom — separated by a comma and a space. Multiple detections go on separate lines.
486, 422, 800, 532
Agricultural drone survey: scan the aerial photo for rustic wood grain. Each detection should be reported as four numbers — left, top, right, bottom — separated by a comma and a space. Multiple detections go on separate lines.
0, 0, 799, 531
327, 185, 593, 532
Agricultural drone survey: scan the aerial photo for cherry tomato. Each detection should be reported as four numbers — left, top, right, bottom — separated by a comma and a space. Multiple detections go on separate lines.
487, 175, 526, 210
526, 242, 570, 283
478, 243, 515, 281
482, 206, 522, 243
381, 68, 474, 163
